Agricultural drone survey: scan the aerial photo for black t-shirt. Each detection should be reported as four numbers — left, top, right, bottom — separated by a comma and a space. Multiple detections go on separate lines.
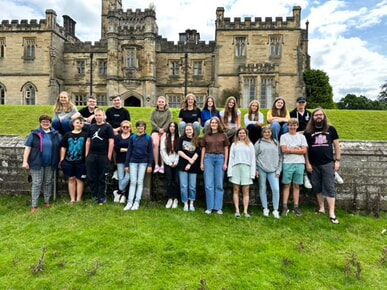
61, 131, 88, 163
177, 136, 201, 173
178, 108, 201, 123
87, 123, 114, 155
79, 106, 97, 123
290, 109, 311, 132
105, 107, 131, 128
304, 126, 339, 165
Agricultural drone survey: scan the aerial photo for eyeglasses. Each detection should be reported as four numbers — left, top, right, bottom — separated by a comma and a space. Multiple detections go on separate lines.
122, 126, 130, 129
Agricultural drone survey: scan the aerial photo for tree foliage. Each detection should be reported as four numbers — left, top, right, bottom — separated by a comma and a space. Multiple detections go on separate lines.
378, 81, 387, 103
304, 69, 335, 109
337, 94, 387, 110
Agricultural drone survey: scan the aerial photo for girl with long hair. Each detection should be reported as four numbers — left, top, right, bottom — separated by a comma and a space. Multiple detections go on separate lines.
52, 91, 78, 134
244, 100, 264, 144
266, 97, 290, 141
160, 122, 180, 209
227, 128, 256, 218
220, 96, 241, 142
178, 93, 201, 136
201, 96, 220, 133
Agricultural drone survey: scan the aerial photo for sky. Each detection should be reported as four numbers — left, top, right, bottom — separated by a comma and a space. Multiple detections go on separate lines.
1, 0, 386, 101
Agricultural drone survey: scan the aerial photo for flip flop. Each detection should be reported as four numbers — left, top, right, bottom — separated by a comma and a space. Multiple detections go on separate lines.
315, 211, 325, 215
330, 217, 340, 224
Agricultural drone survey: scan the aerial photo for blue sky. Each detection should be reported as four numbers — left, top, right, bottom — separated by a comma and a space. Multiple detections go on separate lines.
1, 0, 386, 101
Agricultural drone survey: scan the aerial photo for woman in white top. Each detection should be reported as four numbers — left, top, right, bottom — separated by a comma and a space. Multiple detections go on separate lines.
244, 100, 264, 144
160, 122, 180, 209
227, 128, 256, 218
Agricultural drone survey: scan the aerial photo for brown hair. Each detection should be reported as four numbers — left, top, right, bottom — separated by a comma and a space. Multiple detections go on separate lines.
270, 97, 287, 118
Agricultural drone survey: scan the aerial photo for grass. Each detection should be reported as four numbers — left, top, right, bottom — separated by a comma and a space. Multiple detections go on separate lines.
0, 196, 386, 289
1, 105, 387, 140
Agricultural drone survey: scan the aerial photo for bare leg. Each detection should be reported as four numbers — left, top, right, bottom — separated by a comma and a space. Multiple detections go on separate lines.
293, 183, 300, 206
316, 193, 325, 213
282, 184, 290, 207
233, 184, 240, 213
326, 196, 336, 217
76, 178, 84, 201
242, 185, 250, 214
68, 177, 76, 202
151, 133, 160, 167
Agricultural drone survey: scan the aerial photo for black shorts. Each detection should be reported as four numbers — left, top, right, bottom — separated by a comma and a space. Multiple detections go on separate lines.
61, 160, 86, 180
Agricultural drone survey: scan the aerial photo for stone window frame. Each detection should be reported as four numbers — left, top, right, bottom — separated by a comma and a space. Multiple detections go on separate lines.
98, 59, 107, 76
126, 47, 138, 69
76, 60, 86, 76
0, 82, 6, 105
193, 60, 203, 76
169, 60, 180, 76
23, 37, 36, 60
22, 82, 37, 105
0, 38, 5, 58
269, 35, 282, 58
74, 94, 87, 106
234, 36, 247, 58
260, 77, 275, 108
96, 93, 107, 106
242, 76, 257, 108
166, 94, 182, 108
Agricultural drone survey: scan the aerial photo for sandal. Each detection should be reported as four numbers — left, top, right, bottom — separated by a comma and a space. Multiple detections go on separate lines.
315, 210, 325, 215
330, 217, 340, 224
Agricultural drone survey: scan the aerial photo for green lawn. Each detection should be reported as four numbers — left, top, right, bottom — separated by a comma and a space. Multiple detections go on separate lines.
0, 196, 386, 289
1, 105, 387, 140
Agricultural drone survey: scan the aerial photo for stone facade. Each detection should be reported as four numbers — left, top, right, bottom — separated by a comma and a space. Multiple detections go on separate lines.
0, 136, 385, 215
0, 1, 309, 109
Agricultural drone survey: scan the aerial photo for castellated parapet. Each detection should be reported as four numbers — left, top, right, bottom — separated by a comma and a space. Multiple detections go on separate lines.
216, 6, 301, 30
158, 37, 216, 53
0, 9, 79, 42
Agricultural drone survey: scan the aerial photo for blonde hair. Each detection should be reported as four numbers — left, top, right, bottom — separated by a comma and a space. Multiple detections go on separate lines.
155, 96, 168, 109
54, 91, 76, 113
233, 127, 251, 146
181, 93, 197, 110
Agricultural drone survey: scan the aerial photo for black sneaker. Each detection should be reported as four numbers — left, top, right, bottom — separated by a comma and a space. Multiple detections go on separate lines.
281, 208, 289, 216
293, 207, 303, 216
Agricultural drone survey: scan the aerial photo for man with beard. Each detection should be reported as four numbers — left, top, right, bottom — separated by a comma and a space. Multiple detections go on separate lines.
304, 108, 341, 224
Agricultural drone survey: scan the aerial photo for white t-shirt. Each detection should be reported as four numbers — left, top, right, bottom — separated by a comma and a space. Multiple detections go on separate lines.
280, 133, 308, 164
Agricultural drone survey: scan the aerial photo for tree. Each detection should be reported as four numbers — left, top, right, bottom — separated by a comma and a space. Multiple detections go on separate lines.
304, 69, 335, 109
377, 81, 387, 103
337, 94, 387, 110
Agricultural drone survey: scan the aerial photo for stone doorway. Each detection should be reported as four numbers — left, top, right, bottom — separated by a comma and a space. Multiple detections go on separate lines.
124, 96, 141, 107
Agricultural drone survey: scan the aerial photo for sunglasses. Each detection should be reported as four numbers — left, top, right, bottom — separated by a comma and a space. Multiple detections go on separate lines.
122, 126, 130, 129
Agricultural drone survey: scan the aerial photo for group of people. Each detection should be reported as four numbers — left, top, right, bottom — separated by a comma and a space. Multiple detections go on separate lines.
22, 92, 341, 224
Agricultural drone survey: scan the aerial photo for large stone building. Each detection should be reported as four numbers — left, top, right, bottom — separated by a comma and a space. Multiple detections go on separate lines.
0, 0, 310, 108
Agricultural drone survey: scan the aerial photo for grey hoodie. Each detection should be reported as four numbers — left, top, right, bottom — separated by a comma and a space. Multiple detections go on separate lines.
254, 138, 283, 175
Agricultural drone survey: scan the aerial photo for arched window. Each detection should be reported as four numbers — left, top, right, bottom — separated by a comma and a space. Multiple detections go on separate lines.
0, 83, 6, 104
22, 82, 37, 105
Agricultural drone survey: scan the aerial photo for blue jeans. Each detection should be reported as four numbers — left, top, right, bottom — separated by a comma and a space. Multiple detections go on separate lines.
257, 167, 280, 210
128, 163, 147, 204
271, 122, 288, 141
178, 121, 201, 136
178, 171, 197, 203
204, 154, 225, 211
52, 118, 72, 135
116, 163, 130, 192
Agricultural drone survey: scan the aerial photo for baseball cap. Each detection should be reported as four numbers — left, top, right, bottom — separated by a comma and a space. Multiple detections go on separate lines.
296, 96, 306, 103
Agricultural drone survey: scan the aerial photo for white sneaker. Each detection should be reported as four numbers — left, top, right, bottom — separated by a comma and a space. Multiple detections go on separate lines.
165, 199, 173, 209
123, 203, 132, 211
205, 209, 212, 214
183, 203, 189, 212
263, 208, 270, 217
335, 172, 344, 184
131, 202, 139, 211
113, 190, 119, 203
304, 174, 312, 189
172, 199, 178, 209
273, 210, 280, 219
189, 205, 195, 212
119, 195, 127, 204
153, 166, 160, 173
217, 210, 223, 215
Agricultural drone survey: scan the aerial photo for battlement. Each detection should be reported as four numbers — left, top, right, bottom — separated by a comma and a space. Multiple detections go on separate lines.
216, 6, 301, 30
64, 40, 107, 53
1, 18, 46, 29
158, 37, 216, 53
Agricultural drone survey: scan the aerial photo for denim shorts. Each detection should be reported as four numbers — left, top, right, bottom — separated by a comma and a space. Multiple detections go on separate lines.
229, 164, 253, 186
281, 163, 305, 185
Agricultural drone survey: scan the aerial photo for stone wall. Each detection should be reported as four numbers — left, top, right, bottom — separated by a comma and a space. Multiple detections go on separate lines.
0, 136, 385, 214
